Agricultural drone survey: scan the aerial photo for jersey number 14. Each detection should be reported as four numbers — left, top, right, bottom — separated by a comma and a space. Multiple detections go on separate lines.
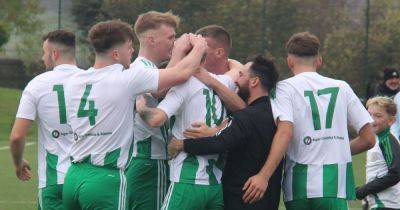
53, 84, 98, 126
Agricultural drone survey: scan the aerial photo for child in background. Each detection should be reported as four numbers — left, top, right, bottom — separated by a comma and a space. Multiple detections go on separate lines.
357, 96, 400, 210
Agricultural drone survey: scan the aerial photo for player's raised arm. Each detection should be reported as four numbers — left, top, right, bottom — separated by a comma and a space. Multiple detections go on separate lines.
195, 67, 246, 112
350, 123, 375, 155
156, 34, 208, 92
346, 83, 376, 154
136, 94, 168, 128
151, 33, 191, 97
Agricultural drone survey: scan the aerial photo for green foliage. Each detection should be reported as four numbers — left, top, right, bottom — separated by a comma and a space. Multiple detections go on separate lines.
1, 0, 44, 75
0, 24, 10, 48
323, 0, 400, 95
69, 0, 400, 95
323, 28, 365, 93
0, 0, 43, 34
71, 0, 106, 34
368, 9, 400, 76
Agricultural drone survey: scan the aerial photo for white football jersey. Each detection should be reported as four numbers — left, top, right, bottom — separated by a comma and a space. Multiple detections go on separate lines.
271, 72, 373, 201
16, 64, 82, 188
64, 63, 159, 169
158, 73, 236, 185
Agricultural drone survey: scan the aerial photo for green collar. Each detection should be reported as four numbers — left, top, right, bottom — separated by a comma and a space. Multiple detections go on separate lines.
377, 128, 391, 139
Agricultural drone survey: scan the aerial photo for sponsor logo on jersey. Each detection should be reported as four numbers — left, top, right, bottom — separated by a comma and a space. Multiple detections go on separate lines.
52, 130, 60, 138
303, 136, 312, 145
303, 135, 345, 145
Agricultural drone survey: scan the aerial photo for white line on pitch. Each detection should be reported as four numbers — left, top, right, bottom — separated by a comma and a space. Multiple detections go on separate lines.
0, 200, 36, 204
0, 142, 35, 151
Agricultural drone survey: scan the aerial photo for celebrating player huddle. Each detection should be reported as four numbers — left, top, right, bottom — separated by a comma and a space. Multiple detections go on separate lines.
9, 10, 400, 210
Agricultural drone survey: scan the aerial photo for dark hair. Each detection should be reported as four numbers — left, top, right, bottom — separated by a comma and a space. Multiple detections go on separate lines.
247, 54, 279, 91
89, 20, 134, 53
196, 25, 231, 53
42, 29, 75, 47
285, 31, 320, 57
383, 67, 399, 81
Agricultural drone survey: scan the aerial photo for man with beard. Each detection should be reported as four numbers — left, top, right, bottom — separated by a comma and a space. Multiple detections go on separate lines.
10, 30, 82, 210
367, 67, 400, 99
168, 55, 283, 210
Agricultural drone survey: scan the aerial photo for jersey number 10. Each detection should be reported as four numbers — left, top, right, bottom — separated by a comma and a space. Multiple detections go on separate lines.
304, 87, 339, 130
203, 89, 225, 127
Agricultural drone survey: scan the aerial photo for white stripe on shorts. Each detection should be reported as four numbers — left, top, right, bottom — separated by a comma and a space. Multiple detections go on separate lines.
161, 182, 174, 210
118, 170, 127, 210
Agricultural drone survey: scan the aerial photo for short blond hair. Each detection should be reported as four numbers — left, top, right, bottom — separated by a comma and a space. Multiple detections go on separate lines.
134, 11, 180, 37
366, 96, 397, 116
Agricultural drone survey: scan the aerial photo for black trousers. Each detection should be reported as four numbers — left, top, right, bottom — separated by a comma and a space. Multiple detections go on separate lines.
223, 189, 280, 210
374, 208, 400, 210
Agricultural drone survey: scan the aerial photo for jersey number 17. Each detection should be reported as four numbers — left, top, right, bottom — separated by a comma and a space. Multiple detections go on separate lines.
304, 87, 339, 130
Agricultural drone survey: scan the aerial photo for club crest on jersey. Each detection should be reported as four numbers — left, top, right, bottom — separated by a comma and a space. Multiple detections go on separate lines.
303, 136, 312, 145
52, 130, 60, 138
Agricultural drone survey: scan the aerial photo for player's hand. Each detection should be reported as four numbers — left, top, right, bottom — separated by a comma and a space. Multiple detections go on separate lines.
183, 121, 216, 138
188, 34, 208, 53
173, 33, 192, 55
168, 137, 183, 159
226, 59, 243, 82
242, 173, 268, 204
15, 159, 32, 181
355, 186, 366, 200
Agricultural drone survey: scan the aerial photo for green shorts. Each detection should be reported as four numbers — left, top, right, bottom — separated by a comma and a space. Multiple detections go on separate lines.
126, 158, 169, 210
285, 197, 348, 210
38, 185, 63, 210
161, 182, 223, 210
62, 163, 129, 210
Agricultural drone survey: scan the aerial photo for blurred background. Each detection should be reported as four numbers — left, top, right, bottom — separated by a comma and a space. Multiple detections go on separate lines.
0, 0, 399, 96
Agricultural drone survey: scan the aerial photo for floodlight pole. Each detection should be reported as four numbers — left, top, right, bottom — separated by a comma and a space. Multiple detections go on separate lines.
363, 0, 370, 94
58, 0, 62, 29
261, 0, 267, 54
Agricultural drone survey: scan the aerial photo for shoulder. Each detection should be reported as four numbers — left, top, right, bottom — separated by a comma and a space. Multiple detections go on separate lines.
314, 74, 350, 88
331, 79, 355, 95
24, 71, 55, 91
166, 77, 193, 96
276, 77, 298, 88
231, 107, 253, 123
179, 77, 195, 89
273, 79, 296, 98
214, 73, 236, 89
32, 70, 54, 82
328, 77, 350, 88
130, 57, 157, 71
